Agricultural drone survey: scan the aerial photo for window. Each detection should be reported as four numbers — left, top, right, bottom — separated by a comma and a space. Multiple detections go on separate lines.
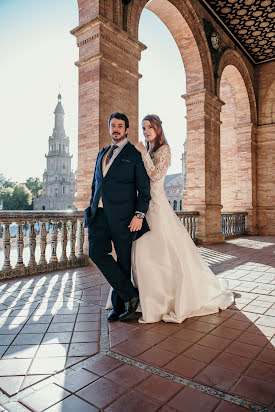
173, 200, 177, 211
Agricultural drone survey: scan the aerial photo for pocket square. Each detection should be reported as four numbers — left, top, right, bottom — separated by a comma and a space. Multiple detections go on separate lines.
121, 158, 131, 163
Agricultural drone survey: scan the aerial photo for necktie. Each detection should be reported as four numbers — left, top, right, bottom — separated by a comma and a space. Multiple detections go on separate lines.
106, 145, 118, 165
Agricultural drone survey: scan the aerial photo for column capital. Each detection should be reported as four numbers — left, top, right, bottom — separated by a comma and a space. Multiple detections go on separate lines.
71, 15, 145, 53
182, 89, 224, 121
73, 16, 144, 75
182, 89, 224, 107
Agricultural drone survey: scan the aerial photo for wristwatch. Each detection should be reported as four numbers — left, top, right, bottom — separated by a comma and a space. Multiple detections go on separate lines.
135, 212, 145, 219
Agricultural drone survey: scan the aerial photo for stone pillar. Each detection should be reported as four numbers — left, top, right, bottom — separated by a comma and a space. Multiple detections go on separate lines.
234, 123, 257, 234
71, 15, 145, 211
183, 90, 224, 244
257, 124, 275, 235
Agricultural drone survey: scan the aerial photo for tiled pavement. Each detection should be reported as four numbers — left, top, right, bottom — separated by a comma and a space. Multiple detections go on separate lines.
0, 236, 274, 412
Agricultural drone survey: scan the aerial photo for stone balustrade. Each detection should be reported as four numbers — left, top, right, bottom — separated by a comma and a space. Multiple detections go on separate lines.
0, 211, 88, 280
176, 211, 199, 242
0, 210, 247, 280
221, 212, 248, 238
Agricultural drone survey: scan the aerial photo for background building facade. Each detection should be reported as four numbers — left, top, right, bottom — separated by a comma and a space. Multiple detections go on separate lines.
164, 141, 186, 211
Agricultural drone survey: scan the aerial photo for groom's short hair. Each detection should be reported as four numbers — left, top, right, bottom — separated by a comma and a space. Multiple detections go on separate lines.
108, 112, 129, 129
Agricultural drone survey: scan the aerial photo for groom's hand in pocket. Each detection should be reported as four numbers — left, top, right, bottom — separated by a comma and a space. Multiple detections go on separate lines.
128, 216, 143, 232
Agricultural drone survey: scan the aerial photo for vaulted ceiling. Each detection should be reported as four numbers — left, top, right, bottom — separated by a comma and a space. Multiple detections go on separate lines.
199, 0, 275, 64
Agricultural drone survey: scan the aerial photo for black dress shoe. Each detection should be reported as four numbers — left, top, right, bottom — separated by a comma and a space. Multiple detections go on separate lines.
119, 296, 140, 321
108, 308, 122, 322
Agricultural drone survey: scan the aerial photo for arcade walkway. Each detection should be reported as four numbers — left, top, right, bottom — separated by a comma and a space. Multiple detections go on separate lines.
0, 236, 274, 412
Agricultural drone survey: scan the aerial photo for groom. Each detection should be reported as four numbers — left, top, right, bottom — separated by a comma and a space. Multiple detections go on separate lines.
85, 112, 151, 321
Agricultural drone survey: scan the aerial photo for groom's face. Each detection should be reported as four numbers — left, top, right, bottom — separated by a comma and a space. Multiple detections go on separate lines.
109, 118, 129, 143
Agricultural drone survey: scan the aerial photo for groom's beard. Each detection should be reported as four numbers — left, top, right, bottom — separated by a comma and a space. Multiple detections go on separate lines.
112, 132, 127, 143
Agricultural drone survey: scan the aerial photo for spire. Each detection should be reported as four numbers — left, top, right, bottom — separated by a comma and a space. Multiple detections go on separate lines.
54, 93, 65, 115
52, 93, 65, 138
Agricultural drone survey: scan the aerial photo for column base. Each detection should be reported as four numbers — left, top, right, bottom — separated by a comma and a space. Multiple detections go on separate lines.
197, 233, 225, 245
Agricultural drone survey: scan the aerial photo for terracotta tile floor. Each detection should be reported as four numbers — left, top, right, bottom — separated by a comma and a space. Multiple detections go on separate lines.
0, 235, 274, 411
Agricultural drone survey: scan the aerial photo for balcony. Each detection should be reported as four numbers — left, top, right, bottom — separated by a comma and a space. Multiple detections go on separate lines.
0, 210, 248, 279
0, 211, 273, 411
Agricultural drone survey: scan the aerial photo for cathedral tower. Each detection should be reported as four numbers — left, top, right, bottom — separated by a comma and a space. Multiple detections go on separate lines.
34, 94, 76, 210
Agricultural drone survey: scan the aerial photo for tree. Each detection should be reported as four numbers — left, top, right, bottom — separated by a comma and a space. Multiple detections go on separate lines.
25, 177, 42, 198
0, 173, 16, 190
1, 184, 32, 210
0, 173, 5, 189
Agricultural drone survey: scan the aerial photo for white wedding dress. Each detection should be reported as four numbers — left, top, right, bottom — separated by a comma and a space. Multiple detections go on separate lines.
130, 144, 234, 323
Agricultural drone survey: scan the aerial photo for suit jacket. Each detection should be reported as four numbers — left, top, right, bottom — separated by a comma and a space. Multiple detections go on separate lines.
84, 142, 151, 240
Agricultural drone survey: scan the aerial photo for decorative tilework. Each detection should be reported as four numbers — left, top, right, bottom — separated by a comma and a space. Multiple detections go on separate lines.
200, 0, 275, 63
107, 351, 272, 412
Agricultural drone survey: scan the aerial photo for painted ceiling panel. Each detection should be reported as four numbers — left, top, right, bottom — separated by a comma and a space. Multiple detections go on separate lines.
200, 0, 275, 64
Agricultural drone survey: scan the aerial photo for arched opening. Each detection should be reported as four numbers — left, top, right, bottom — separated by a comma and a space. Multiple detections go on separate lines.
135, 0, 213, 94
173, 200, 177, 211
220, 64, 251, 212
138, 9, 186, 175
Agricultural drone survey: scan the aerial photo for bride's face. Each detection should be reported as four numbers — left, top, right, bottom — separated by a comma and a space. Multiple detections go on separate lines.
142, 120, 157, 145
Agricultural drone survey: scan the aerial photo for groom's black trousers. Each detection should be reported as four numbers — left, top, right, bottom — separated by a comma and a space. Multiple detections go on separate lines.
88, 208, 138, 311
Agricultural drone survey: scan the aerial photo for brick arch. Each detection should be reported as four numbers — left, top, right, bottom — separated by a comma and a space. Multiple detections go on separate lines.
260, 80, 275, 125
218, 52, 257, 233
127, 0, 214, 94
217, 49, 257, 124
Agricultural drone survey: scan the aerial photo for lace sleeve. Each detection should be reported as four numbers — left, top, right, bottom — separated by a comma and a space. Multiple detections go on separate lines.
141, 145, 171, 182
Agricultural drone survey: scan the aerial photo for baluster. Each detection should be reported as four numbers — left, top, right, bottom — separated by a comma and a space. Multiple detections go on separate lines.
16, 221, 25, 268
192, 217, 196, 241
39, 221, 47, 265
60, 220, 68, 262
227, 216, 230, 235
236, 215, 239, 234
182, 217, 185, 228
77, 220, 84, 259
49, 220, 58, 263
28, 220, 37, 266
186, 217, 190, 235
69, 220, 77, 262
225, 216, 229, 237
2, 222, 12, 270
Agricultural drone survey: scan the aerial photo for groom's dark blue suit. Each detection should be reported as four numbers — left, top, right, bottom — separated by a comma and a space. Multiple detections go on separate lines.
85, 141, 151, 311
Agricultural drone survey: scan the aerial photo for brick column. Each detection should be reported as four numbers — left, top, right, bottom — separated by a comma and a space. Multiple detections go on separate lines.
257, 124, 275, 235
234, 123, 257, 234
71, 16, 144, 211
183, 90, 224, 244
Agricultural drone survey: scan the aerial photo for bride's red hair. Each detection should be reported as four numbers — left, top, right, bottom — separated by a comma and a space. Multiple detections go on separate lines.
142, 114, 168, 153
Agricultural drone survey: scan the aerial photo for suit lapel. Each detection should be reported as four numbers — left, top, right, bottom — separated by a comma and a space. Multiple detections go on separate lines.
104, 142, 131, 178
98, 146, 110, 178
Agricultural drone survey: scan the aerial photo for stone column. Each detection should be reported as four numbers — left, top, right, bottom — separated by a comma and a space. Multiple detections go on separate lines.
234, 123, 257, 234
257, 123, 275, 235
71, 15, 144, 211
183, 90, 224, 244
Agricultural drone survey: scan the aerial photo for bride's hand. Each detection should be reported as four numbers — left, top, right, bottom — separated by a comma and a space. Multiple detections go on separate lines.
135, 142, 147, 154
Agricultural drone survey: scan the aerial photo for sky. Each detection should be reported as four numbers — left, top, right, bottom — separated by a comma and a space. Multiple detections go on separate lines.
0, 0, 186, 183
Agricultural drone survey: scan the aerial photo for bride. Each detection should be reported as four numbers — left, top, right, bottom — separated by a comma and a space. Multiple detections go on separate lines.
130, 114, 234, 323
